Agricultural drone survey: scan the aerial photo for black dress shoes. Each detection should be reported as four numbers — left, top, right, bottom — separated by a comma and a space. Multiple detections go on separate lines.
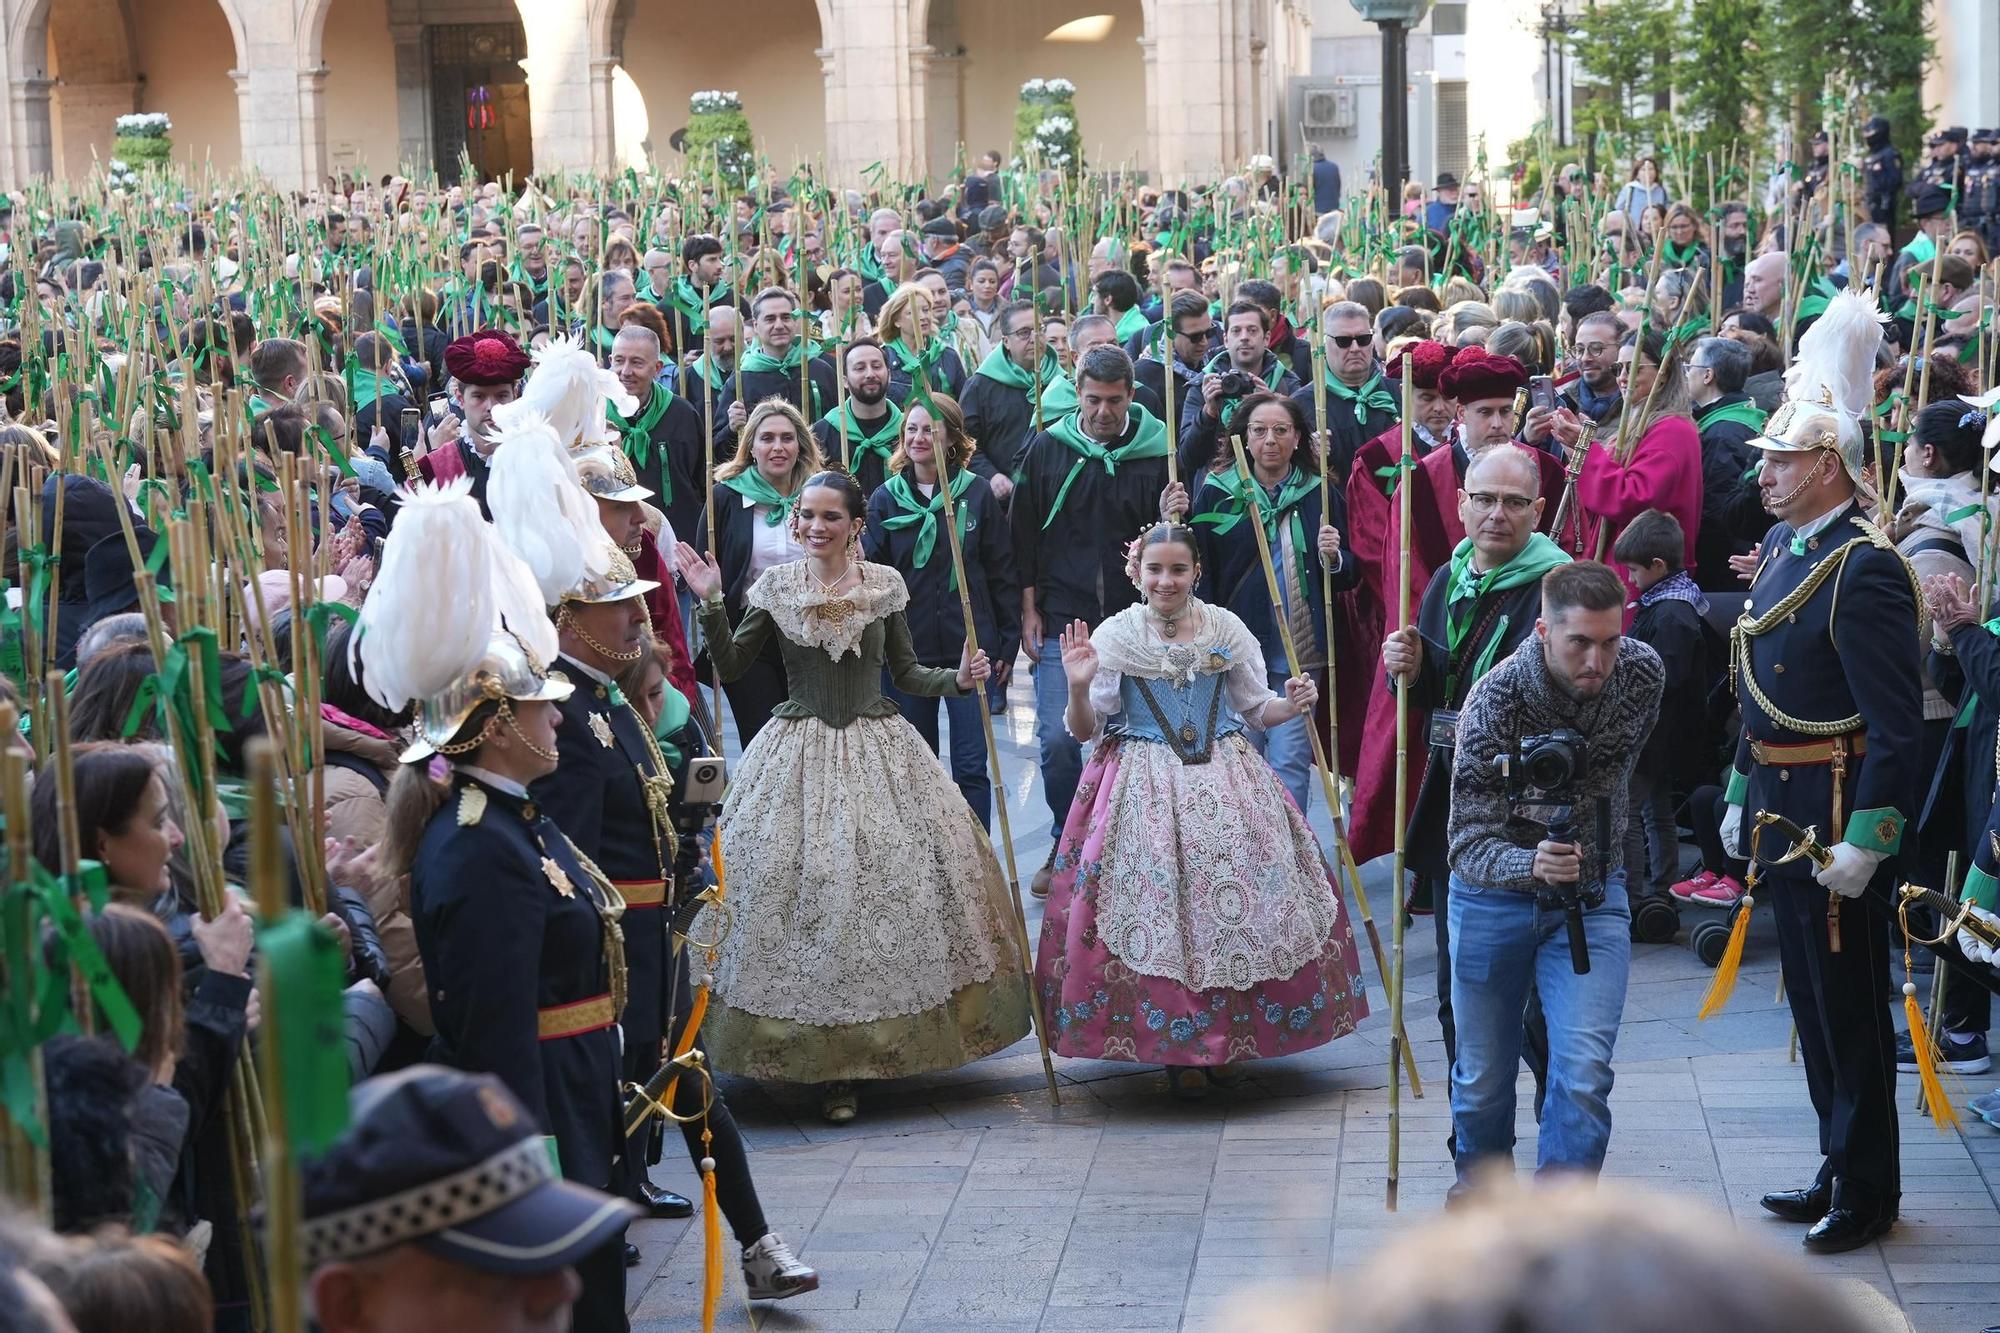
624, 1242, 641, 1268
1758, 1184, 1832, 1224
636, 1181, 695, 1219
1803, 1206, 1895, 1253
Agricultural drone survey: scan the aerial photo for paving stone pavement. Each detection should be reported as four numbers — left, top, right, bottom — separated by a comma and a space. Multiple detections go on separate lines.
626, 667, 2000, 1331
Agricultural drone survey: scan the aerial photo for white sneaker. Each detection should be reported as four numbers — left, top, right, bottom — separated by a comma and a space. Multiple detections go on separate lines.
742, 1231, 818, 1301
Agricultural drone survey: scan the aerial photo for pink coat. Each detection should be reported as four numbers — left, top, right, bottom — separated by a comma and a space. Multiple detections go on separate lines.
1576, 414, 1703, 604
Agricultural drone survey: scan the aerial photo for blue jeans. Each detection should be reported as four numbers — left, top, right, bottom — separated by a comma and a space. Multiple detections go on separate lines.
1243, 668, 1313, 813
1448, 871, 1630, 1189
1030, 635, 1083, 836
885, 675, 992, 828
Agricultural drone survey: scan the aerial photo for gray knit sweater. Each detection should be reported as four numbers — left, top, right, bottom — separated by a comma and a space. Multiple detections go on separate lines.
1445, 633, 1664, 892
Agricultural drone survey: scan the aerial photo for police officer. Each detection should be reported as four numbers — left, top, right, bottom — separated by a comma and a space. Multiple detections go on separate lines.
1911, 125, 1966, 202
514, 453, 819, 1301
1965, 129, 2000, 253
1803, 129, 1831, 205
1719, 289, 1924, 1255
358, 480, 635, 1333
1862, 115, 1904, 228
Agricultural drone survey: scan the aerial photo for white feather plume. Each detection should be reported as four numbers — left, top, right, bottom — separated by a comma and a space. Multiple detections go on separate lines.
487, 410, 616, 604
1783, 286, 1886, 425
491, 335, 635, 449
487, 536, 560, 670
355, 478, 496, 711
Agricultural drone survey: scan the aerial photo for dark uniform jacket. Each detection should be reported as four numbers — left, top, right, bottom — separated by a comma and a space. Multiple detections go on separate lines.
959, 362, 1048, 483
533, 657, 676, 1056
1726, 502, 1924, 880
719, 354, 839, 444
1010, 415, 1170, 630
1864, 143, 1905, 227
411, 773, 622, 1189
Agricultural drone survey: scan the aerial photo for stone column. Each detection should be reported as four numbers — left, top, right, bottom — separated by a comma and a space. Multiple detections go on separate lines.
231, 56, 327, 190
52, 79, 139, 180
817, 0, 921, 183
389, 20, 429, 173
7, 75, 52, 187
1148, 0, 1261, 182
514, 0, 614, 175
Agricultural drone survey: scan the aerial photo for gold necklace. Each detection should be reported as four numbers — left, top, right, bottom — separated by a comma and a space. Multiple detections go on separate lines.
1151, 600, 1191, 639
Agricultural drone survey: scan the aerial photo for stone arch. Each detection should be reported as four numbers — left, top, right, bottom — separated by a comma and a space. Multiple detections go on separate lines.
617, 0, 831, 172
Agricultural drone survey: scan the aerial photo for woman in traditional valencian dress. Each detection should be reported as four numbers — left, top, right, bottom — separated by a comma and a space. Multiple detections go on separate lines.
675, 470, 1030, 1124
1037, 522, 1368, 1099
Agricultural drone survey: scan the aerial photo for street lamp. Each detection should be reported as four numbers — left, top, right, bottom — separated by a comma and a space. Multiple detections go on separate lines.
1348, 0, 1432, 194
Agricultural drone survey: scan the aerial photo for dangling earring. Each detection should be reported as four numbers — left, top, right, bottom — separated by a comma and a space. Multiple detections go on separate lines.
847, 525, 862, 559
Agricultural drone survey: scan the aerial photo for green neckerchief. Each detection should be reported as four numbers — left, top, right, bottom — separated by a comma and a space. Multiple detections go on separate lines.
718, 469, 798, 526
1114, 305, 1149, 344
887, 334, 949, 392
347, 366, 395, 414
825, 399, 903, 463
1325, 367, 1399, 423
738, 339, 821, 417
1192, 466, 1319, 589
1041, 406, 1170, 529
880, 469, 975, 581
1902, 233, 1937, 268
1040, 373, 1079, 419
609, 385, 673, 492
509, 257, 549, 298
1660, 237, 1703, 268
653, 678, 690, 768
661, 276, 730, 334
1440, 531, 1571, 698
590, 324, 616, 352
855, 245, 887, 285
1694, 396, 1767, 435
974, 343, 1059, 413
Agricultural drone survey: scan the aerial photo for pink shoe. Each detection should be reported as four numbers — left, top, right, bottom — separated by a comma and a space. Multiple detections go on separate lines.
1687, 874, 1746, 908
1668, 869, 1718, 903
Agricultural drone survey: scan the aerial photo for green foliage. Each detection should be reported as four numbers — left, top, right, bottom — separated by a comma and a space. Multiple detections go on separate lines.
1013, 79, 1082, 174
111, 134, 171, 167
684, 91, 753, 187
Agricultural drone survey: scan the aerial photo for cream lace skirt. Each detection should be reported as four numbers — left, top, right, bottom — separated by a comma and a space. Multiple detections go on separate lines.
702, 711, 1031, 1082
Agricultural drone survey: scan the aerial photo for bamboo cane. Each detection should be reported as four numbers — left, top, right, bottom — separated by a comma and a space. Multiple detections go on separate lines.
1224, 434, 1420, 1099
247, 741, 304, 1333
1385, 369, 1416, 1212
931, 436, 1060, 1107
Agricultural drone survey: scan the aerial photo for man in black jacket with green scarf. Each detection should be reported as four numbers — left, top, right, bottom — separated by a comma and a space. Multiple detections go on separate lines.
810, 338, 903, 497
607, 324, 707, 546
1291, 300, 1398, 485
720, 287, 836, 446
1012, 344, 1170, 894
959, 299, 1062, 502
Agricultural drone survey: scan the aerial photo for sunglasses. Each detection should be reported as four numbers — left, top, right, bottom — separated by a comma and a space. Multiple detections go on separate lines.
1329, 334, 1371, 349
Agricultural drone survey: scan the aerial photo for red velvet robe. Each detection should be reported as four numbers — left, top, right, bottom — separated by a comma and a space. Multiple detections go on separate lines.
1346, 439, 1567, 865
632, 530, 702, 711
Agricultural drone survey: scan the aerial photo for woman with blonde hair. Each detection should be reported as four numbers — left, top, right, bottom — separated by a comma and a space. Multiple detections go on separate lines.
877, 280, 967, 404
694, 397, 826, 742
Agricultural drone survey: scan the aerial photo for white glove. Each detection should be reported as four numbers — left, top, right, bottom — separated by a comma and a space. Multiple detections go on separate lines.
1812, 842, 1884, 899
1720, 803, 1744, 859
1958, 905, 2000, 967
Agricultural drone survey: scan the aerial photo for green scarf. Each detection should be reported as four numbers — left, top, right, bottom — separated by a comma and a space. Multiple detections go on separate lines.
661, 276, 730, 335
1326, 368, 1399, 423
1440, 532, 1571, 698
609, 385, 673, 494
1041, 407, 1170, 528
973, 344, 1058, 410
348, 366, 395, 414
1661, 237, 1704, 268
738, 340, 821, 417
1113, 305, 1150, 345
1192, 466, 1320, 589
855, 244, 887, 285
825, 399, 904, 464
1694, 397, 1767, 435
509, 257, 549, 298
887, 334, 950, 393
719, 469, 799, 526
1039, 373, 1079, 420
880, 470, 975, 582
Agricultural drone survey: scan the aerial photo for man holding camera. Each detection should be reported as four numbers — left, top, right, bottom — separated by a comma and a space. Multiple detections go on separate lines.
1178, 297, 1301, 477
1442, 561, 1663, 1198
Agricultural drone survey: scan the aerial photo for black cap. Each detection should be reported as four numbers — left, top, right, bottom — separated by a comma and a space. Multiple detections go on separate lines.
302, 1066, 638, 1276
977, 204, 1008, 231
1911, 181, 1952, 218
1948, 125, 1969, 143
920, 216, 959, 240
1864, 114, 1892, 135
1974, 128, 2000, 145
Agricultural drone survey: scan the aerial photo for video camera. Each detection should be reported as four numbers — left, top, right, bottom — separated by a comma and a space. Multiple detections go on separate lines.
1493, 727, 1609, 973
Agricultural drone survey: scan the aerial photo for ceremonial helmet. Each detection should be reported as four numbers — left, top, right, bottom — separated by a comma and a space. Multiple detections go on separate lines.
490, 334, 635, 450
486, 411, 659, 608
353, 477, 572, 761
1753, 287, 1887, 488
571, 443, 652, 504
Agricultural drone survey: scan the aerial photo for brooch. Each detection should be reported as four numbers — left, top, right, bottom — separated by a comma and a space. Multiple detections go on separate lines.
589, 713, 616, 749
456, 787, 487, 827
542, 857, 576, 898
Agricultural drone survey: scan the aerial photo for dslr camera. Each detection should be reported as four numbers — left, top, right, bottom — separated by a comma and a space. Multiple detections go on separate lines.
1213, 368, 1258, 398
1493, 727, 1607, 972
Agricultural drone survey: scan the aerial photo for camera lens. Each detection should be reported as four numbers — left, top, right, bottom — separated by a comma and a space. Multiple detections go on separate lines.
1523, 743, 1573, 791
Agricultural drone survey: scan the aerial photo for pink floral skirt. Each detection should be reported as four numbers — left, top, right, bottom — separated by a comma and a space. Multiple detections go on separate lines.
1033, 735, 1369, 1066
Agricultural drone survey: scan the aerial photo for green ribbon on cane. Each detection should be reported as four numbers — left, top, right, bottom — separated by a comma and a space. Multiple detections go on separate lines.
253, 912, 351, 1156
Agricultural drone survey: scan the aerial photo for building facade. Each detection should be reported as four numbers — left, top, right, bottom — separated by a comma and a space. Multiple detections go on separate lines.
0, 0, 1312, 190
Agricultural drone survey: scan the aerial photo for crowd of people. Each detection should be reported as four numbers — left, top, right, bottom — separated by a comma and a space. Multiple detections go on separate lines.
1, 103, 1998, 1333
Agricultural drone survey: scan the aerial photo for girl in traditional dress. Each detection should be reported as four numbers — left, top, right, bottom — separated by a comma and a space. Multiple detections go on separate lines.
675, 470, 1030, 1124
1037, 522, 1368, 1099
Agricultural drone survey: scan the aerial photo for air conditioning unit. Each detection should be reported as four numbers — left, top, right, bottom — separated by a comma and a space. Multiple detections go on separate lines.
1301, 85, 1357, 135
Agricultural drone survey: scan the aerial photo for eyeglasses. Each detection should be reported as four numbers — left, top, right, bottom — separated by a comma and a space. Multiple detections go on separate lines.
1465, 492, 1536, 515
1329, 333, 1371, 349
1574, 342, 1614, 357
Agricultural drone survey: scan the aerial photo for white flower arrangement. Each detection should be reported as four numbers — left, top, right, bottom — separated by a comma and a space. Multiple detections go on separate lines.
1019, 77, 1076, 101
689, 90, 742, 115
113, 112, 171, 137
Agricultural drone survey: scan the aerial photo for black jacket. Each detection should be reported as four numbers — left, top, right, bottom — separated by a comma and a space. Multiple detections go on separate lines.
811, 405, 911, 500
411, 774, 623, 1190
886, 344, 968, 405
863, 472, 1021, 667
1178, 352, 1304, 477
1627, 594, 1713, 784
1291, 373, 1399, 486
1189, 472, 1357, 667
1692, 393, 1763, 592
959, 361, 1048, 481
1011, 416, 1170, 629
719, 354, 838, 441
616, 385, 710, 544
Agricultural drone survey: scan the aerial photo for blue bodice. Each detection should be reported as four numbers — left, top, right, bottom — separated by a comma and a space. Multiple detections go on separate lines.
1108, 670, 1244, 761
